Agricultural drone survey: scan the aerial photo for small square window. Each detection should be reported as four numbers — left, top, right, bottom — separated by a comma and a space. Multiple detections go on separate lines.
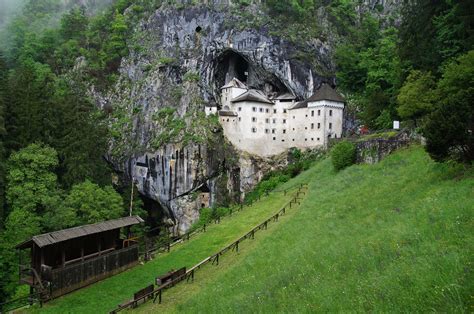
259, 108, 263, 112
293, 116, 295, 119
311, 138, 314, 141
238, 117, 241, 121
272, 129, 276, 134
292, 139, 295, 141
311, 110, 314, 117
265, 118, 270, 123
273, 109, 277, 113
266, 108, 269, 113
311, 123, 314, 129
329, 122, 332, 129
318, 123, 321, 129
273, 137, 276, 140
282, 139, 285, 142
317, 137, 320, 141
329, 110, 333, 116
251, 127, 257, 133
283, 109, 287, 113
305, 138, 307, 141
273, 119, 276, 123
305, 114, 308, 117
238, 107, 242, 111
305, 127, 307, 130
252, 107, 257, 112
283, 129, 286, 134
318, 110, 321, 116
283, 119, 286, 123
252, 117, 257, 122
265, 129, 270, 134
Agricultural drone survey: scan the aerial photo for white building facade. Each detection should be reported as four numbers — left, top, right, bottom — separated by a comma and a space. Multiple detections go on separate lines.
215, 78, 344, 157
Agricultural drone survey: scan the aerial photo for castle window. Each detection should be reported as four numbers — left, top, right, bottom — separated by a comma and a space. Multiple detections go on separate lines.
311, 138, 314, 141
272, 118, 276, 123
272, 129, 276, 134
252, 107, 257, 112
311, 123, 314, 129
293, 128, 295, 130
273, 137, 276, 140
283, 109, 287, 113
265, 118, 270, 123
305, 127, 307, 130
260, 108, 264, 112
273, 109, 277, 113
329, 122, 332, 129
305, 138, 307, 141
222, 119, 225, 122
251, 127, 257, 133
252, 117, 257, 122
238, 117, 241, 121
282, 139, 285, 142
265, 129, 270, 134
283, 119, 286, 123
292, 139, 295, 141
305, 114, 308, 117
293, 116, 295, 119
317, 137, 320, 141
227, 119, 229, 122
283, 129, 286, 134
311, 110, 314, 117
329, 110, 333, 116
266, 108, 269, 113
238, 107, 242, 111
317, 123, 321, 129
318, 110, 321, 116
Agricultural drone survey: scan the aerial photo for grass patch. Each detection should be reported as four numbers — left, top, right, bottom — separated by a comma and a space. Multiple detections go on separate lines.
138, 146, 473, 312
26, 173, 310, 314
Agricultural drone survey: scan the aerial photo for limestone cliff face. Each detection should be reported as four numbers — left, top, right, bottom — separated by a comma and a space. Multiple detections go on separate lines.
100, 2, 336, 234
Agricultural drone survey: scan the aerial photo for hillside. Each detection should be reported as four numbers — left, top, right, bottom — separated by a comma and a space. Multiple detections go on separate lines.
135, 146, 473, 312
25, 146, 473, 312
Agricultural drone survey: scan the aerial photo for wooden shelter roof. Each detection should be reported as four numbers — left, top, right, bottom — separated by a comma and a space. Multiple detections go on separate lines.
16, 216, 144, 249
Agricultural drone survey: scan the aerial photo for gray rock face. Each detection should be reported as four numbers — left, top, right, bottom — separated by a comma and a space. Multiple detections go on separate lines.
102, 3, 336, 234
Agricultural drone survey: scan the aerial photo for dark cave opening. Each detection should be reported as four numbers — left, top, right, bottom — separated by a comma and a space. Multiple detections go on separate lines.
195, 26, 202, 33
213, 49, 290, 100
139, 194, 170, 237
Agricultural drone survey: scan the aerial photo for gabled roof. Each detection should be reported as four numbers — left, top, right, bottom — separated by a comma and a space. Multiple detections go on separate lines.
307, 84, 345, 103
16, 216, 144, 249
221, 78, 247, 89
272, 92, 296, 100
290, 84, 344, 110
219, 110, 238, 117
231, 89, 274, 104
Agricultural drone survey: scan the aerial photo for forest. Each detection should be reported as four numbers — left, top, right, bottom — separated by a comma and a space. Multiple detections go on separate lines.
0, 0, 473, 305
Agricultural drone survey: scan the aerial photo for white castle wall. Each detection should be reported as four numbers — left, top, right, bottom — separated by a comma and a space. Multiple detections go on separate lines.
217, 86, 344, 156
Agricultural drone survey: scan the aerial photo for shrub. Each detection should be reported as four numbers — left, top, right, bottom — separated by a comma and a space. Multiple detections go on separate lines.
331, 141, 356, 171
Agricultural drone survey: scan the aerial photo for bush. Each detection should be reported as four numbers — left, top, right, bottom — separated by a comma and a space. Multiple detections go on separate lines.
331, 141, 356, 171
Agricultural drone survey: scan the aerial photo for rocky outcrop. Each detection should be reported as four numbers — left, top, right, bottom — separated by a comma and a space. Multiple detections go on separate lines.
100, 2, 337, 234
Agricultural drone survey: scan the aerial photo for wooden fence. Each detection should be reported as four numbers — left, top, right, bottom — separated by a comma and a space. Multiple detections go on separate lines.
142, 185, 301, 259
110, 183, 309, 313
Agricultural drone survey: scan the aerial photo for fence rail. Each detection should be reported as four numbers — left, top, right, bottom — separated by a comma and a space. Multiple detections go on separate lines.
110, 183, 309, 313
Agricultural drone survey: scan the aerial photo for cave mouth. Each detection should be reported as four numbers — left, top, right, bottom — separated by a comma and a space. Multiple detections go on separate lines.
195, 26, 202, 33
213, 49, 290, 100
139, 194, 170, 237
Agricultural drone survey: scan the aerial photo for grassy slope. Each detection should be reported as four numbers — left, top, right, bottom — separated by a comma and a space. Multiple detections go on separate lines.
137, 146, 473, 312
28, 173, 309, 313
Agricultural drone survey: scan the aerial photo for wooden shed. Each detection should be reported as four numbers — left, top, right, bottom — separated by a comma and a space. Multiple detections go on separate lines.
15, 216, 144, 300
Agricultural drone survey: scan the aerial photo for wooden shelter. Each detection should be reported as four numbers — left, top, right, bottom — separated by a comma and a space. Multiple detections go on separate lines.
15, 216, 144, 300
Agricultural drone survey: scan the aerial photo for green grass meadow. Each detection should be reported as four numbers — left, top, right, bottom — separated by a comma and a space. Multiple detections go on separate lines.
25, 171, 309, 313
137, 146, 473, 313
26, 146, 473, 313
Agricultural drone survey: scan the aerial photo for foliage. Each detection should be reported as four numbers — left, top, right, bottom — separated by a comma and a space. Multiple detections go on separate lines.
60, 180, 124, 226
331, 141, 356, 171
397, 70, 436, 126
422, 50, 474, 163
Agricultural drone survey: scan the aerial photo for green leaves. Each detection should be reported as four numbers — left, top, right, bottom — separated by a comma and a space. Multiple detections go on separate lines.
331, 141, 356, 171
